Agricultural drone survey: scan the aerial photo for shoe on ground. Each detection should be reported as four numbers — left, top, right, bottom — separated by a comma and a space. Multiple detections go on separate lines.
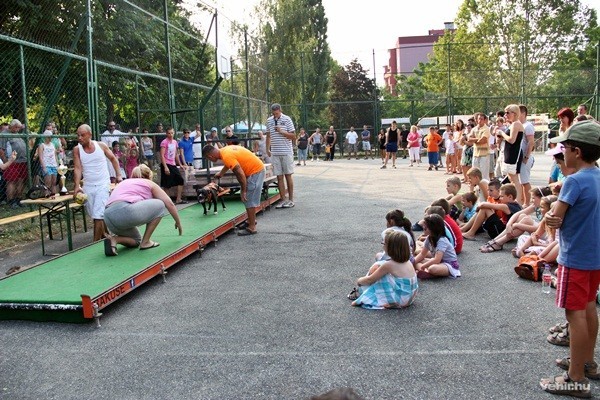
556, 357, 600, 380
412, 222, 423, 231
540, 372, 591, 398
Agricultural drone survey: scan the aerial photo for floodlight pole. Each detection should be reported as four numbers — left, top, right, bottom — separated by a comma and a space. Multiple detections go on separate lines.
163, 0, 177, 129
245, 29, 252, 135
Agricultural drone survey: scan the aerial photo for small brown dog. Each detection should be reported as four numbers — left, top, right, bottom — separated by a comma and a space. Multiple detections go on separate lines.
193, 182, 229, 215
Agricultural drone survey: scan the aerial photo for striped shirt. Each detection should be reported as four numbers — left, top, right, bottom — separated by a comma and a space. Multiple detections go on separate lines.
266, 113, 295, 156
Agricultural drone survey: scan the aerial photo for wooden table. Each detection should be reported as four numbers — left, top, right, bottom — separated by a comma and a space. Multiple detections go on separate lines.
21, 194, 77, 255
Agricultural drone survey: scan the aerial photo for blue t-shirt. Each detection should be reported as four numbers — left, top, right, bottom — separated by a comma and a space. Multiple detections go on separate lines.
464, 205, 477, 221
179, 137, 194, 163
557, 167, 600, 270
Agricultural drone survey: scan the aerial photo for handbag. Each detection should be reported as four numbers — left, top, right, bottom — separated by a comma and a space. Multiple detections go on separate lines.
26, 184, 52, 200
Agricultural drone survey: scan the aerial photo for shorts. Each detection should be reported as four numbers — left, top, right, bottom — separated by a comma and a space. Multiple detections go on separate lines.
427, 151, 439, 165
84, 183, 111, 220
244, 170, 265, 208
44, 166, 58, 176
104, 199, 166, 244
385, 143, 398, 153
160, 164, 184, 188
312, 143, 321, 155
519, 156, 534, 184
482, 213, 505, 239
271, 154, 294, 175
555, 265, 600, 310
502, 161, 517, 175
362, 141, 371, 151
445, 146, 455, 155
3, 162, 27, 181
347, 143, 357, 152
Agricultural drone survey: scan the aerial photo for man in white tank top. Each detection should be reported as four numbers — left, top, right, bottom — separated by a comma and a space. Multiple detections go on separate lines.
73, 124, 122, 242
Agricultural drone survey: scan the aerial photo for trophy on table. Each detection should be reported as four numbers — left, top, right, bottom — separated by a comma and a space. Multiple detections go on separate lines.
57, 161, 69, 195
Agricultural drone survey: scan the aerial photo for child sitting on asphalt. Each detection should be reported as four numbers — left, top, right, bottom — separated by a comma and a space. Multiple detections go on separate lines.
349, 231, 418, 309
457, 192, 478, 226
461, 181, 522, 240
430, 198, 463, 255
414, 214, 461, 279
479, 186, 553, 253
513, 195, 558, 257
445, 176, 464, 219
375, 209, 416, 261
466, 167, 489, 203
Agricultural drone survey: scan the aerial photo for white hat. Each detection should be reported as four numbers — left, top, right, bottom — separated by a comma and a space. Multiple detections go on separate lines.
42, 130, 53, 137
9, 119, 23, 128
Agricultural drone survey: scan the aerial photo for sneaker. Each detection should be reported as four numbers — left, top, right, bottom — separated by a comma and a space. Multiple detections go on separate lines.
295, 163, 301, 166
275, 200, 288, 209
281, 200, 294, 208
380, 165, 386, 169
392, 165, 396, 169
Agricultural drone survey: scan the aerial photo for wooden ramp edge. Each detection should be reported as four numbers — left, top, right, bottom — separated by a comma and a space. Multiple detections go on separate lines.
0, 191, 280, 325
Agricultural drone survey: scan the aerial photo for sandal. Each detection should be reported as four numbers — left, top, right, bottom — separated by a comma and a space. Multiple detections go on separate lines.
547, 331, 570, 347
347, 287, 360, 300
549, 322, 568, 334
540, 372, 591, 398
480, 241, 502, 253
237, 228, 257, 236
556, 357, 600, 380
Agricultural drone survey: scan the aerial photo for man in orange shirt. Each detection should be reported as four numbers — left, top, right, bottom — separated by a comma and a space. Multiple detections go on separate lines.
202, 145, 265, 236
425, 126, 443, 171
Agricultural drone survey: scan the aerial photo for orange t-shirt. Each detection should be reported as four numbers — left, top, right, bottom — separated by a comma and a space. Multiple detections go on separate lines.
220, 146, 264, 176
426, 132, 442, 152
487, 195, 506, 219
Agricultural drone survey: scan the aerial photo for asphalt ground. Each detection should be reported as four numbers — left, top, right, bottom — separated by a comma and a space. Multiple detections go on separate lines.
1, 152, 598, 400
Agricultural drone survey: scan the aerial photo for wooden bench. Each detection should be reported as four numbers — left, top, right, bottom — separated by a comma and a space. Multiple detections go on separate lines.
0, 202, 86, 233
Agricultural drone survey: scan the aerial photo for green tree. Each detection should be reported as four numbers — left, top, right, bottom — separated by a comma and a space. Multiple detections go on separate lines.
423, 0, 597, 115
246, 0, 332, 128
328, 59, 377, 129
0, 0, 214, 133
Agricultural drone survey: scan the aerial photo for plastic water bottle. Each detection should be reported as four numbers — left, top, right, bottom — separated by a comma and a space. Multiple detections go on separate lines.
542, 265, 552, 294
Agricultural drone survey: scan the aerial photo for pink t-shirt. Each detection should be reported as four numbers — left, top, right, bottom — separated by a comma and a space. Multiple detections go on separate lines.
160, 138, 178, 165
106, 178, 153, 206
407, 132, 420, 148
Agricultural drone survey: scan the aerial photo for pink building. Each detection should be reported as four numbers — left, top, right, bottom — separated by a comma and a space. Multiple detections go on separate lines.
384, 23, 455, 95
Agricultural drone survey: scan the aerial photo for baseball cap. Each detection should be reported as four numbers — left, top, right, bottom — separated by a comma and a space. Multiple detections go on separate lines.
550, 119, 600, 147
544, 143, 564, 156
211, 127, 217, 132
42, 130, 53, 137
270, 103, 281, 111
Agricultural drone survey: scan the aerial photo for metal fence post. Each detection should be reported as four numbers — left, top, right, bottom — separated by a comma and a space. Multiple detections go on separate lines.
163, 0, 177, 130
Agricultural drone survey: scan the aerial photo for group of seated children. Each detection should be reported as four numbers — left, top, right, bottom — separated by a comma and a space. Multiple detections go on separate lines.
347, 165, 563, 311
348, 207, 461, 310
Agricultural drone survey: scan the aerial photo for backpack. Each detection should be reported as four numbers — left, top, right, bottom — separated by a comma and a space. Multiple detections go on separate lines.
514, 254, 551, 281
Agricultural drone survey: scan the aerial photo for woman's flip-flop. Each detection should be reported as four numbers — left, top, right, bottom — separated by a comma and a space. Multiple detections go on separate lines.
140, 242, 160, 250
104, 237, 118, 256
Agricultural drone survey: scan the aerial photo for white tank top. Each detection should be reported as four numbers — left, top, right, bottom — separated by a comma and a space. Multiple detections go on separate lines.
78, 141, 110, 185
41, 142, 58, 168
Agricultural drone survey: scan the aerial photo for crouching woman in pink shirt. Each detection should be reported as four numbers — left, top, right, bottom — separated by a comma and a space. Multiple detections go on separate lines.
102, 164, 183, 256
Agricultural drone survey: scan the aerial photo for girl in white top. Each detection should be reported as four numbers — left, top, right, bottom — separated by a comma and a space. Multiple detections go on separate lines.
37, 131, 59, 193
